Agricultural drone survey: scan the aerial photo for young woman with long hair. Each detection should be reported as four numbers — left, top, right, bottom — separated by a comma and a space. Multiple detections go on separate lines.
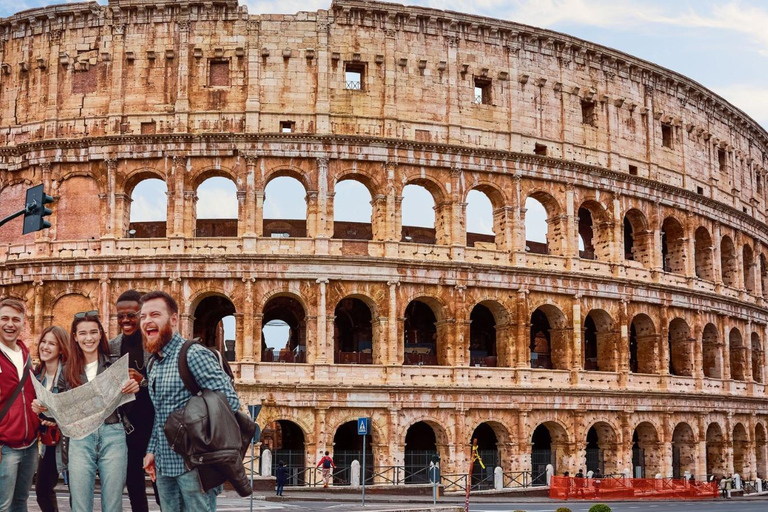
58, 311, 139, 512
33, 326, 70, 512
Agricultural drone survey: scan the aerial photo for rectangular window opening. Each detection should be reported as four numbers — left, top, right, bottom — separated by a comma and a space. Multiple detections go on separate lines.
581, 100, 597, 126
209, 59, 230, 87
628, 165, 638, 176
140, 121, 156, 134
345, 62, 365, 90
718, 148, 727, 172
534, 143, 547, 156
280, 121, 295, 133
697, 186, 704, 195
661, 123, 673, 148
474, 77, 492, 105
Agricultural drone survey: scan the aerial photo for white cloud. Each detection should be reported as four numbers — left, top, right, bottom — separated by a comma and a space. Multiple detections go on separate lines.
712, 84, 768, 128
263, 177, 306, 220
196, 177, 238, 219
402, 185, 435, 228
130, 179, 167, 222
333, 180, 372, 223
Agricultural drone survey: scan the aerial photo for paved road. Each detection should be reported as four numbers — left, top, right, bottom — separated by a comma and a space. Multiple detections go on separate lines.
28, 493, 767, 512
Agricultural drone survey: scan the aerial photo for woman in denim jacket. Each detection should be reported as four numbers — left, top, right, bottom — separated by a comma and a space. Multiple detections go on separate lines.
33, 326, 70, 512
37, 312, 139, 512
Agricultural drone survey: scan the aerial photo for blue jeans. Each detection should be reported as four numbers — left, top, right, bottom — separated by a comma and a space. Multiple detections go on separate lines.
0, 442, 38, 512
68, 422, 127, 512
156, 468, 218, 511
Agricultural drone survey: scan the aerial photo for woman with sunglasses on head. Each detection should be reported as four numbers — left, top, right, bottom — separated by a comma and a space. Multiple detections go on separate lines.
58, 311, 139, 512
33, 326, 70, 512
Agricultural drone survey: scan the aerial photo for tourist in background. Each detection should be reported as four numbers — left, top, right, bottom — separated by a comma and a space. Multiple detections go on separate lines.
33, 326, 70, 512
109, 290, 158, 511
0, 298, 40, 512
276, 461, 288, 497
316, 451, 336, 488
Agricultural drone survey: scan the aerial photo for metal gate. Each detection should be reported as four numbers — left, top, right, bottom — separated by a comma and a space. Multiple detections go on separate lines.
333, 450, 374, 485
632, 445, 645, 478
272, 450, 306, 485
586, 448, 604, 474
404, 451, 438, 484
471, 449, 498, 489
531, 448, 552, 486
672, 446, 681, 479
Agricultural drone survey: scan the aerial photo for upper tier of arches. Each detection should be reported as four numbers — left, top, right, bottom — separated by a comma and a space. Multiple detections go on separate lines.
0, 0, 766, 220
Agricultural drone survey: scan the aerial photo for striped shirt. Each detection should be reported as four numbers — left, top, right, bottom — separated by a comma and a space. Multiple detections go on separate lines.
147, 332, 241, 477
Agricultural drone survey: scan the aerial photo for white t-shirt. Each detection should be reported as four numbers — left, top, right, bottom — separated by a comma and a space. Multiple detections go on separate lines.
85, 361, 98, 382
44, 372, 56, 391
0, 341, 24, 380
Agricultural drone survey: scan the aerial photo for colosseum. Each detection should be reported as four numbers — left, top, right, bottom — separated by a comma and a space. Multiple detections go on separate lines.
1, 0, 767, 489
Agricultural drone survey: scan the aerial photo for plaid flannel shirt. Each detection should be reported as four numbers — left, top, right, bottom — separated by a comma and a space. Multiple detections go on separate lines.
147, 332, 241, 477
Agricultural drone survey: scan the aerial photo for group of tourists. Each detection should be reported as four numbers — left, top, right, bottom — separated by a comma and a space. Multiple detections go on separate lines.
0, 290, 241, 512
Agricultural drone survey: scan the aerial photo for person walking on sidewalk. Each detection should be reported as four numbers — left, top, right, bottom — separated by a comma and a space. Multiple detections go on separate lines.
275, 461, 288, 497
316, 451, 336, 488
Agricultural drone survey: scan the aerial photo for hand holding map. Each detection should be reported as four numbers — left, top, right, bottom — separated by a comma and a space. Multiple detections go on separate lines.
31, 354, 136, 440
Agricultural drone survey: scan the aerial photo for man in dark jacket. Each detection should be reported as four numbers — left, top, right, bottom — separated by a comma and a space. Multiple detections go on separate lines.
0, 298, 40, 511
140, 291, 241, 511
109, 289, 158, 512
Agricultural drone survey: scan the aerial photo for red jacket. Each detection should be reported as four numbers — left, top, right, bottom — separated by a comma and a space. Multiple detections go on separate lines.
0, 340, 39, 448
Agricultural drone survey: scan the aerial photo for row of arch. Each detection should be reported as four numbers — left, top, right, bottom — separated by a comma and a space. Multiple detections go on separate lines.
41, 286, 766, 381
262, 417, 768, 482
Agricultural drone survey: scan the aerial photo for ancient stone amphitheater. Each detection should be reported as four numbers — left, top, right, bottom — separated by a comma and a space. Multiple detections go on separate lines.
1, 0, 767, 487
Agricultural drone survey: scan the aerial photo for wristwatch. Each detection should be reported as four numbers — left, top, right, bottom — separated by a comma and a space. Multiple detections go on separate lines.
139, 377, 148, 388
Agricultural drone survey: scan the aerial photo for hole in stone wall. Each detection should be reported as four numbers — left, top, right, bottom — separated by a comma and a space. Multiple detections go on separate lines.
661, 123, 673, 148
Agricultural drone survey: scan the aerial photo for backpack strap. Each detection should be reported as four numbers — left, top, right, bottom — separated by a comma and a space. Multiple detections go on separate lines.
0, 355, 32, 425
178, 338, 201, 396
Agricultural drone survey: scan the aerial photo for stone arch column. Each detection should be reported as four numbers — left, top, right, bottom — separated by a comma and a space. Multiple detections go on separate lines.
236, 190, 247, 237
434, 200, 453, 246
495, 322, 514, 367
370, 194, 387, 241
435, 319, 456, 366
182, 190, 198, 237
254, 190, 265, 237
305, 190, 319, 239
493, 206, 514, 252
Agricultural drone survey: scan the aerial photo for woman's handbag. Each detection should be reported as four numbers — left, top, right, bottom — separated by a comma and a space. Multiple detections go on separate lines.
39, 423, 61, 446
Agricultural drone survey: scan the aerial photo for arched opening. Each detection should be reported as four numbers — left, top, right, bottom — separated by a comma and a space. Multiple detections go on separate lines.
694, 227, 714, 280
531, 424, 553, 486
744, 244, 755, 293
661, 217, 686, 274
51, 294, 94, 333
630, 314, 656, 374
401, 184, 436, 244
404, 422, 439, 484
752, 333, 763, 383
730, 328, 746, 381
755, 423, 767, 480
702, 323, 721, 379
761, 254, 768, 299
192, 295, 236, 357
623, 209, 651, 266
672, 422, 696, 479
128, 178, 167, 238
466, 189, 495, 249
525, 196, 550, 255
403, 300, 440, 366
333, 298, 373, 364
332, 421, 373, 485
261, 295, 306, 363
584, 310, 617, 372
263, 176, 307, 238
585, 423, 619, 476
632, 422, 661, 478
721, 236, 738, 287
530, 305, 569, 370
706, 423, 726, 479
333, 179, 373, 241
470, 423, 498, 489
668, 318, 693, 377
578, 201, 611, 261
260, 420, 305, 484
469, 304, 497, 367
733, 423, 749, 477
195, 176, 238, 237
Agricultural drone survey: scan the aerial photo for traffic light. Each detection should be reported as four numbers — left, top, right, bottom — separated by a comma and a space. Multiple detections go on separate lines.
22, 184, 54, 234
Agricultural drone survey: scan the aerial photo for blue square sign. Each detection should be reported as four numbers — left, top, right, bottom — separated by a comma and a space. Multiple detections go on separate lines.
357, 417, 370, 435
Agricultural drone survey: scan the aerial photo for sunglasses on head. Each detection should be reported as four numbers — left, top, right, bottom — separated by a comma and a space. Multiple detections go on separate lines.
74, 310, 99, 319
117, 312, 138, 320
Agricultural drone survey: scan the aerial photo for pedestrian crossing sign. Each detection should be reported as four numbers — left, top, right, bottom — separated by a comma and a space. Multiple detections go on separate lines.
358, 417, 370, 435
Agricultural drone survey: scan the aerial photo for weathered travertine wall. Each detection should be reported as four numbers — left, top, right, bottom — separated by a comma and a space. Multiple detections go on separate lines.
1, 0, 768, 482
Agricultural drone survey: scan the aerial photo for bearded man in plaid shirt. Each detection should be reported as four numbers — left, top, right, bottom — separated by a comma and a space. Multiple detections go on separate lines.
139, 291, 241, 511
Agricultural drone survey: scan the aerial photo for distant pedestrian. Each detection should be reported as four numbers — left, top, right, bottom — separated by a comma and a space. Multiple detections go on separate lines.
316, 451, 336, 488
719, 475, 727, 498
276, 461, 288, 496
593, 468, 603, 496
726, 474, 733, 499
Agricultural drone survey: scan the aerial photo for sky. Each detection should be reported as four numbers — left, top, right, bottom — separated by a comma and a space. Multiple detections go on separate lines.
4, 0, 767, 344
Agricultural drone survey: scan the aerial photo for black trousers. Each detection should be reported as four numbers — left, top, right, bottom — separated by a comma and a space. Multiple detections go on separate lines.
35, 446, 59, 512
126, 421, 160, 511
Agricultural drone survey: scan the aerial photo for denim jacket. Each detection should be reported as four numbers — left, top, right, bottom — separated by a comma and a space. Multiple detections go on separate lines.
36, 361, 64, 470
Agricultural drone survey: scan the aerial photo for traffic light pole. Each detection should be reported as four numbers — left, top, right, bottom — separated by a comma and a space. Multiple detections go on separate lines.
0, 206, 32, 230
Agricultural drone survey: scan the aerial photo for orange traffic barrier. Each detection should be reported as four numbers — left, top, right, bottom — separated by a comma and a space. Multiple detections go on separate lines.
550, 476, 719, 500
